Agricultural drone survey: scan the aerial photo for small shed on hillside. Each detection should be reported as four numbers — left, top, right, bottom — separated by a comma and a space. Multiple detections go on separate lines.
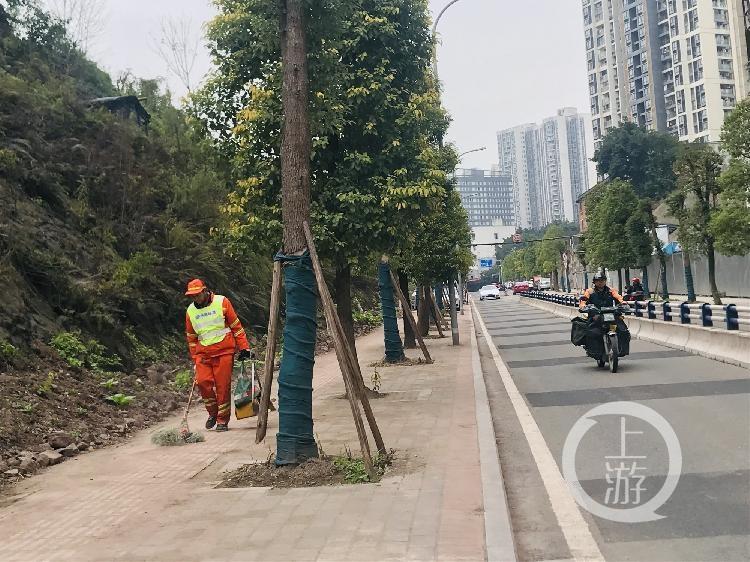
88, 96, 151, 128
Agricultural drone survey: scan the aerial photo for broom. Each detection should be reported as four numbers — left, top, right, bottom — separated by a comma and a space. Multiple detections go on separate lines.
151, 368, 205, 446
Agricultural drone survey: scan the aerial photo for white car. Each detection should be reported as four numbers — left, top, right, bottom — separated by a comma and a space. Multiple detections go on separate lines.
537, 277, 551, 290
479, 285, 502, 300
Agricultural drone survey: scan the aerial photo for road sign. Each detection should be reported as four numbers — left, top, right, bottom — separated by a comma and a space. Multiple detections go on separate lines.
480, 258, 493, 268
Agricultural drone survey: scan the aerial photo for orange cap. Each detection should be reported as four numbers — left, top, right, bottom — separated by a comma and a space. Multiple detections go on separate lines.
185, 279, 206, 296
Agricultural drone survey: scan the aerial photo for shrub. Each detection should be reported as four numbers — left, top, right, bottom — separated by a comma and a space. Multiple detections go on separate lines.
51, 331, 121, 372
173, 369, 193, 391
0, 339, 18, 367
352, 309, 382, 329
106, 393, 135, 407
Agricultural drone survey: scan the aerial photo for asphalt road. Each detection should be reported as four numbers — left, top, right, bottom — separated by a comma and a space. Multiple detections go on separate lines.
473, 294, 750, 562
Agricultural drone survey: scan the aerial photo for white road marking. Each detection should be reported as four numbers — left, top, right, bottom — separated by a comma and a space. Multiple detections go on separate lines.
472, 300, 605, 562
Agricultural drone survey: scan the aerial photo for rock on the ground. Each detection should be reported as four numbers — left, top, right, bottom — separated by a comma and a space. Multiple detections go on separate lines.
147, 367, 165, 384
33, 442, 53, 453
3, 469, 20, 478
0, 461, 7, 473
19, 457, 38, 474
59, 444, 79, 457
40, 451, 63, 465
48, 432, 73, 449
36, 454, 50, 468
77, 442, 89, 451
7, 458, 20, 468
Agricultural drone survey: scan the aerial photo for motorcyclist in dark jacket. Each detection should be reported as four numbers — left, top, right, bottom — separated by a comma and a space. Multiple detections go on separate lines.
579, 270, 625, 311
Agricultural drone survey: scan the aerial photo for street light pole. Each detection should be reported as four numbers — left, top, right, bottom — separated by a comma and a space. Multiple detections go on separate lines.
432, 0, 463, 84
458, 146, 487, 161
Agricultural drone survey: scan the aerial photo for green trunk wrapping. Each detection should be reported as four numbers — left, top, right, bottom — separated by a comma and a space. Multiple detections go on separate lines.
378, 262, 405, 363
275, 253, 319, 465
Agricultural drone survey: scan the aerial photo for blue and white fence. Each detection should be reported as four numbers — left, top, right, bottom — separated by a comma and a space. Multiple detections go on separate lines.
521, 290, 750, 332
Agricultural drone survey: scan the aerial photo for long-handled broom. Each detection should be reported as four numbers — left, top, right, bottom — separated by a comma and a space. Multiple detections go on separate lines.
151, 367, 205, 446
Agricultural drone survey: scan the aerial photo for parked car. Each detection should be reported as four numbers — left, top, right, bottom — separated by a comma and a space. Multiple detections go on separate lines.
512, 281, 530, 294
479, 285, 502, 300
536, 277, 551, 290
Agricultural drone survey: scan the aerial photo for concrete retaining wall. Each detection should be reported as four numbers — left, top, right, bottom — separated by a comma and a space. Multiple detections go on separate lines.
522, 297, 750, 369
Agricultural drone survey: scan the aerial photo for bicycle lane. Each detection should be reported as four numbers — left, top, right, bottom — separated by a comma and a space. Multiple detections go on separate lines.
473, 295, 750, 562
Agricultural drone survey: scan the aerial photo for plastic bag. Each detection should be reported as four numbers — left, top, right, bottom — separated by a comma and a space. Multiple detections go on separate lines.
570, 317, 588, 346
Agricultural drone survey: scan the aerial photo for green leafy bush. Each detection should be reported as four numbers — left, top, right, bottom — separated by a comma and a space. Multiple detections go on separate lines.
36, 372, 56, 396
0, 340, 18, 367
99, 377, 119, 390
106, 393, 135, 407
51, 331, 121, 372
110, 250, 161, 292
352, 309, 382, 329
173, 369, 193, 390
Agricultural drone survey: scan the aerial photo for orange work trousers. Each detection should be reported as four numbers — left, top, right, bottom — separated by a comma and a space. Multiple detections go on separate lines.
195, 353, 233, 424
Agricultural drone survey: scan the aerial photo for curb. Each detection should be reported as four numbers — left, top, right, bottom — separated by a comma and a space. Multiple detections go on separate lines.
469, 309, 518, 562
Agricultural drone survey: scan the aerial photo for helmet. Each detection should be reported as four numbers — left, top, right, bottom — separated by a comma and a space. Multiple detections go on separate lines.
632, 277, 641, 283
185, 278, 207, 296
592, 269, 607, 281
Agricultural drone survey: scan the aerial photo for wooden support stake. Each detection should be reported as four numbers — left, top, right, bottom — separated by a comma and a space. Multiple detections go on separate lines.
389, 269, 433, 364
428, 290, 445, 337
302, 223, 377, 473
256, 260, 282, 443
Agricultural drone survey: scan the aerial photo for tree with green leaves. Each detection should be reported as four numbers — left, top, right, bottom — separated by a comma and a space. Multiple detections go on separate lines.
584, 180, 643, 292
712, 99, 750, 256
536, 224, 567, 290
670, 143, 725, 304
594, 123, 679, 298
195, 0, 452, 367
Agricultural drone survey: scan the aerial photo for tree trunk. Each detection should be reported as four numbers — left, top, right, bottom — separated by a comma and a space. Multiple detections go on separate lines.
448, 275, 459, 345
649, 219, 669, 300
642, 267, 650, 297
398, 269, 416, 349
280, 0, 312, 254
706, 241, 722, 305
617, 269, 623, 293
682, 250, 696, 303
552, 269, 559, 291
625, 267, 631, 288
417, 285, 430, 337
334, 260, 358, 363
276, 0, 318, 465
378, 257, 405, 363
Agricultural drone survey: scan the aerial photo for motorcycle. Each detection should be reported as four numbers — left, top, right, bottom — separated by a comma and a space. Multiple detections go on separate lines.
579, 304, 631, 373
623, 290, 645, 303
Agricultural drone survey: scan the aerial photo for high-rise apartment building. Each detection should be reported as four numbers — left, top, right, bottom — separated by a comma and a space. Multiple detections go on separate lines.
455, 168, 515, 228
497, 108, 594, 230
583, 0, 749, 145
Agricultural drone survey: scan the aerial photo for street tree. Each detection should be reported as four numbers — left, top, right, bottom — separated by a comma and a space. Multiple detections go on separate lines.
594, 123, 679, 298
536, 224, 567, 290
713, 99, 750, 256
195, 0, 452, 366
584, 180, 641, 291
670, 143, 725, 304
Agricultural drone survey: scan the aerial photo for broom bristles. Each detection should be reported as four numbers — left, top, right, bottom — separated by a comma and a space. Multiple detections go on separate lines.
151, 427, 205, 446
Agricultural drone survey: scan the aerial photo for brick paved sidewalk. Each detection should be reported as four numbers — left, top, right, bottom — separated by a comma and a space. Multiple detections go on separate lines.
0, 313, 513, 561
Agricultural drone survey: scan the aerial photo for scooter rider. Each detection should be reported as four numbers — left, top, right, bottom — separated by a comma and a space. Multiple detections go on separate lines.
580, 269, 625, 311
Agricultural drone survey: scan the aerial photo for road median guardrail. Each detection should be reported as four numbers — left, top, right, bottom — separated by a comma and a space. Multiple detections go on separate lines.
519, 290, 750, 368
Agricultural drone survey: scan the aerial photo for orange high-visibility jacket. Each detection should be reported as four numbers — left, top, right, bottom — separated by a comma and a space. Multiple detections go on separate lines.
185, 293, 250, 358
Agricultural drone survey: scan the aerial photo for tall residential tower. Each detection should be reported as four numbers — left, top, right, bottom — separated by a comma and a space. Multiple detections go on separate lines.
497, 108, 594, 230
583, 0, 750, 146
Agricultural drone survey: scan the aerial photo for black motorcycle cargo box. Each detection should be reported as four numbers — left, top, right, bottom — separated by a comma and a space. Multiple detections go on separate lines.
570, 317, 588, 346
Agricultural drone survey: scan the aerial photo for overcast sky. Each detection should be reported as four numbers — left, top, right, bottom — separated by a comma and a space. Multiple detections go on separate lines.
59, 0, 590, 170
